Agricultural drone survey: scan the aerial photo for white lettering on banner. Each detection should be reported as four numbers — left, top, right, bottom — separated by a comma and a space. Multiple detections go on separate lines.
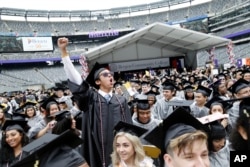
109, 58, 170, 72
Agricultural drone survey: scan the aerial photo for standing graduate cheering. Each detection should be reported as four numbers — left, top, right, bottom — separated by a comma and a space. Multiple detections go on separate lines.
57, 37, 132, 167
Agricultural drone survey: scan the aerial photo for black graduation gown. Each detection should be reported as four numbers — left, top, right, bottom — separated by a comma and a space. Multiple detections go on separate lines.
11, 145, 86, 167
68, 80, 132, 167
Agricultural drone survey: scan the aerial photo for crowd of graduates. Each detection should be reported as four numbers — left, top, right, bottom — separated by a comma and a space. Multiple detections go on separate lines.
0, 38, 250, 167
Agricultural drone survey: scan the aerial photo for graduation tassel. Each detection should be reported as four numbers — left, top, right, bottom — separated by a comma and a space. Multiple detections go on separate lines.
34, 160, 39, 167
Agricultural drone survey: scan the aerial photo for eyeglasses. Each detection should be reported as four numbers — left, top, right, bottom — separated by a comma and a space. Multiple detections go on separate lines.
99, 72, 114, 77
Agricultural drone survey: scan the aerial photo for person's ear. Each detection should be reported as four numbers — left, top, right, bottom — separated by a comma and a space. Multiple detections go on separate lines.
95, 79, 101, 86
164, 154, 174, 167
238, 125, 248, 140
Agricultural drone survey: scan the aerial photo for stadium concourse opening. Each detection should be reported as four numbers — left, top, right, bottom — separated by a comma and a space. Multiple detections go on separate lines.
84, 22, 230, 71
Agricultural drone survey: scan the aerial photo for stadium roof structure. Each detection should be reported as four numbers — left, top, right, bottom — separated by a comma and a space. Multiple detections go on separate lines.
85, 22, 230, 65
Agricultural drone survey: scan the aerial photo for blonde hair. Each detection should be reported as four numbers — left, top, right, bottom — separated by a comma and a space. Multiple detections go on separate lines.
167, 130, 208, 156
0, 108, 6, 126
110, 132, 146, 167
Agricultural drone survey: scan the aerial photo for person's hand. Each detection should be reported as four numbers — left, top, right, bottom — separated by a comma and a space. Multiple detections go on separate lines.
221, 118, 228, 128
57, 37, 69, 57
46, 120, 57, 130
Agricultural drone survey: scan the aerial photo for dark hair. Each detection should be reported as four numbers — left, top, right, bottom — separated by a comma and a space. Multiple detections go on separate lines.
0, 129, 29, 164
208, 103, 226, 115
230, 111, 250, 150
25, 105, 37, 118
45, 101, 59, 116
52, 116, 80, 136
184, 91, 194, 100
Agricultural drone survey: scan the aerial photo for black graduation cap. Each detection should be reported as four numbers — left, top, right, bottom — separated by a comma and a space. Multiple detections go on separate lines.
242, 69, 250, 76
216, 73, 226, 79
11, 129, 83, 167
239, 96, 250, 117
233, 69, 242, 75
145, 90, 160, 96
114, 121, 148, 137
150, 84, 160, 92
141, 81, 149, 86
146, 109, 209, 163
54, 82, 67, 91
114, 81, 123, 88
204, 120, 226, 140
144, 107, 208, 153
1, 120, 29, 132
209, 79, 223, 89
182, 80, 192, 87
196, 85, 212, 97
228, 78, 249, 94
15, 101, 37, 113
86, 62, 108, 89
183, 85, 195, 92
49, 110, 71, 122
40, 95, 58, 111
162, 80, 178, 90
204, 96, 232, 110
136, 99, 151, 110
12, 112, 28, 120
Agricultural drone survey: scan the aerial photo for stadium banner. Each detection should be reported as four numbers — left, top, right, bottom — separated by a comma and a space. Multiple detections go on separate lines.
109, 58, 170, 72
22, 37, 53, 52
88, 30, 119, 38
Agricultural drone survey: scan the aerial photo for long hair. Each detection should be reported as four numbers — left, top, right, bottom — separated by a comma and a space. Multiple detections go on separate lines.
230, 112, 250, 150
52, 116, 72, 135
110, 132, 145, 167
0, 129, 29, 164
0, 108, 6, 127
44, 101, 60, 123
184, 91, 194, 100
52, 116, 80, 136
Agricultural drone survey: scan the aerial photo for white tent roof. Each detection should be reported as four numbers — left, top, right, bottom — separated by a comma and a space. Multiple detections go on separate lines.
85, 22, 230, 65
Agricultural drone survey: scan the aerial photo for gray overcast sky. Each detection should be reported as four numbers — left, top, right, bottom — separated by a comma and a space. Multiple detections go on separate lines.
0, 0, 162, 10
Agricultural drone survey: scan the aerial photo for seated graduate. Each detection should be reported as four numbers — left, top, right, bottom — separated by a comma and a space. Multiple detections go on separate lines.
227, 78, 250, 128
15, 101, 43, 128
11, 130, 88, 167
153, 80, 183, 120
27, 96, 60, 140
144, 107, 210, 167
204, 96, 233, 138
0, 120, 30, 166
132, 96, 161, 145
190, 85, 212, 118
205, 120, 230, 167
109, 121, 155, 167
230, 96, 250, 151
51, 110, 81, 138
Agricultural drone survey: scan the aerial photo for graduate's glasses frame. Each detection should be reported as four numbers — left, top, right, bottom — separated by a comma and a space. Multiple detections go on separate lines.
99, 72, 114, 77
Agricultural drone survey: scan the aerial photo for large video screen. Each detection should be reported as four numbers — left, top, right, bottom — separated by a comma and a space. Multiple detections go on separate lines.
0, 37, 23, 53
0, 36, 54, 53
180, 18, 208, 33
167, 15, 209, 33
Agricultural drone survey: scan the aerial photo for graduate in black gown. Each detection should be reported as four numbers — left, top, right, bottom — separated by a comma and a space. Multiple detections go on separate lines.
57, 37, 132, 167
11, 129, 86, 167
0, 120, 30, 167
